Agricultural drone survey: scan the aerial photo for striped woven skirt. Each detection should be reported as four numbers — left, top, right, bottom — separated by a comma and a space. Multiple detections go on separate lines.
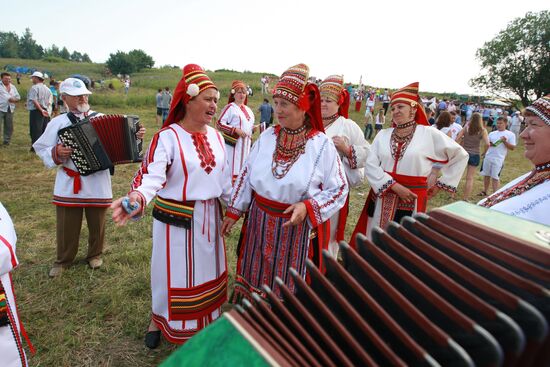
231, 194, 312, 303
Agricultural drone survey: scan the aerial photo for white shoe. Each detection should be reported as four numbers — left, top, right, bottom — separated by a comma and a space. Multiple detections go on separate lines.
88, 257, 103, 269
49, 265, 65, 278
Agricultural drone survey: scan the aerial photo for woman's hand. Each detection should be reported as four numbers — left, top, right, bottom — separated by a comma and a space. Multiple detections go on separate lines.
282, 202, 307, 227
221, 217, 237, 236
235, 128, 248, 138
427, 186, 441, 199
111, 191, 142, 226
332, 136, 350, 155
391, 183, 417, 203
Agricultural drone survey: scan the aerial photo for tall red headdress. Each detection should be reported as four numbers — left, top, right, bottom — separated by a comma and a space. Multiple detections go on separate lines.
319, 75, 349, 119
273, 63, 324, 133
163, 64, 218, 128
390, 82, 429, 126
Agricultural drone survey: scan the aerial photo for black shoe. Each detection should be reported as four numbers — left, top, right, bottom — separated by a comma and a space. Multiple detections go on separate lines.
145, 330, 161, 349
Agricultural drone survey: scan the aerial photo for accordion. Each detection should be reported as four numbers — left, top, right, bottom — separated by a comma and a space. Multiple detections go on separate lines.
58, 114, 143, 175
161, 202, 550, 367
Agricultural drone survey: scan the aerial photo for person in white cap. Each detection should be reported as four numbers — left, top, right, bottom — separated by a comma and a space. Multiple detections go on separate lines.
26, 71, 52, 150
33, 78, 145, 277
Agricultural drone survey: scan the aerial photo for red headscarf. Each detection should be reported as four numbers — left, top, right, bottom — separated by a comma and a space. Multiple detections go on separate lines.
227, 80, 248, 105
163, 64, 218, 128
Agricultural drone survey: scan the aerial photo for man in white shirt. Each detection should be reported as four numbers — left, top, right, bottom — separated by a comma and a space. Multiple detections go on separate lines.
33, 78, 145, 277
0, 72, 20, 146
27, 71, 52, 150
480, 117, 516, 195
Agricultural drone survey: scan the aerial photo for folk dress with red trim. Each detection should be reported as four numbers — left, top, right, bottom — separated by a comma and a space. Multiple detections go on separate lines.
351, 125, 468, 245
324, 116, 370, 255
130, 124, 232, 344
0, 203, 28, 367
216, 102, 255, 180
32, 112, 112, 207
477, 169, 550, 226
226, 126, 348, 301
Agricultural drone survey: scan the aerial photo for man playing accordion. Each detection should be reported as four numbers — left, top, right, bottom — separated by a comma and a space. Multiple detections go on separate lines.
33, 78, 145, 277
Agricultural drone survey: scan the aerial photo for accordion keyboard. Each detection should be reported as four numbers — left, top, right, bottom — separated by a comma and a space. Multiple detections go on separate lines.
58, 128, 102, 173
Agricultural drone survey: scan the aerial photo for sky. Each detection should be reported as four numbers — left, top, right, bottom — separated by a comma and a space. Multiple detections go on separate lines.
4, 0, 549, 95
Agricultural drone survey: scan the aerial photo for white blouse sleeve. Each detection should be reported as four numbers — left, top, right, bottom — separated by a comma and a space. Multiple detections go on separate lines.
130, 132, 170, 204
0, 204, 18, 276
33, 118, 63, 168
303, 139, 349, 227
345, 121, 370, 170
429, 128, 469, 192
364, 133, 396, 195
225, 135, 260, 219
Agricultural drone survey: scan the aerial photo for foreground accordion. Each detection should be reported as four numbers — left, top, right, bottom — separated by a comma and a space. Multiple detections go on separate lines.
162, 202, 550, 367
58, 114, 143, 175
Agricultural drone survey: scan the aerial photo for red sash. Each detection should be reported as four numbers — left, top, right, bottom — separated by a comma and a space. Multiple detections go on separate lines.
350, 173, 427, 249
63, 167, 81, 194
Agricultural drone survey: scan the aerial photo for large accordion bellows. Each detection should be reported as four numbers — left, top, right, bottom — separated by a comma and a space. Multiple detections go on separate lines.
58, 114, 143, 175
160, 202, 550, 367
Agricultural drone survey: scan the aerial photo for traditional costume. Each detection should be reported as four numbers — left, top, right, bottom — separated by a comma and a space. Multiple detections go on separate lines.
351, 82, 468, 244
226, 64, 348, 302
479, 95, 550, 225
319, 75, 370, 257
130, 64, 232, 344
33, 79, 111, 272
0, 203, 33, 367
216, 80, 255, 182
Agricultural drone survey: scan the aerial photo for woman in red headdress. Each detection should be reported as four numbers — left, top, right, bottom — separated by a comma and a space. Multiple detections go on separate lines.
221, 64, 348, 302
319, 75, 370, 258
111, 64, 232, 348
216, 80, 256, 183
351, 82, 468, 245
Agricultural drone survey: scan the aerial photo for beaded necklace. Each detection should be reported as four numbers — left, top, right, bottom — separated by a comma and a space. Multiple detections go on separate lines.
322, 113, 339, 130
390, 121, 417, 162
481, 161, 550, 208
272, 125, 310, 179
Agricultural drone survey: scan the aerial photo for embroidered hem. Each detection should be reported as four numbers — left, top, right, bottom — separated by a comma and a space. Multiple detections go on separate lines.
304, 199, 322, 227
436, 181, 457, 193
52, 196, 112, 207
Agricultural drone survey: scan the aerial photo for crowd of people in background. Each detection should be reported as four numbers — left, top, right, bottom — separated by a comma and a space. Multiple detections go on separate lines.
1, 64, 548, 363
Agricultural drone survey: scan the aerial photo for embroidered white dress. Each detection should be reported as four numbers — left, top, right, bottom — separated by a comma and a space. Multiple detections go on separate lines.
324, 116, 370, 257
356, 125, 468, 240
130, 124, 232, 343
0, 203, 27, 367
227, 127, 348, 300
216, 102, 255, 180
478, 172, 550, 226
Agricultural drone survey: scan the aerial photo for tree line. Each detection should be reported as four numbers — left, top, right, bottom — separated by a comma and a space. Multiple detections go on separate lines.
0, 28, 92, 63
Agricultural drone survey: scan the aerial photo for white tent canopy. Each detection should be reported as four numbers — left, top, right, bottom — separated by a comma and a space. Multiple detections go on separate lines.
483, 99, 511, 107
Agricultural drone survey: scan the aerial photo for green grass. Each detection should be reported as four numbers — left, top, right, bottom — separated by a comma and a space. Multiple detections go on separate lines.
0, 59, 532, 366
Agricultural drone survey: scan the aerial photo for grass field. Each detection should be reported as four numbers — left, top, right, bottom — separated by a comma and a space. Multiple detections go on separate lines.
0, 59, 532, 366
